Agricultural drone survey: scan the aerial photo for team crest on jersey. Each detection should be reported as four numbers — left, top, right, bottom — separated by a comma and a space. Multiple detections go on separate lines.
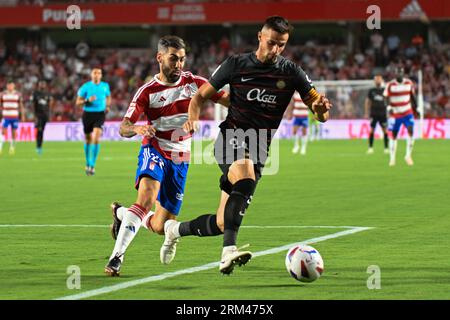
184, 85, 192, 97
276, 80, 286, 89
149, 162, 155, 170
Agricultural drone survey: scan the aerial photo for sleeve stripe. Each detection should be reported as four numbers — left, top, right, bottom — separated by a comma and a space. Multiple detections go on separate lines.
131, 80, 155, 103
302, 88, 320, 107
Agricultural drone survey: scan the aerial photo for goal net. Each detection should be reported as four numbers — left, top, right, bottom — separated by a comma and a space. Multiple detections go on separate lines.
213, 76, 425, 138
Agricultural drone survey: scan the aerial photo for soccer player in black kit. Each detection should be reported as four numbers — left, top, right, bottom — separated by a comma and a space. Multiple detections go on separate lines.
161, 16, 332, 274
364, 74, 388, 154
31, 80, 53, 155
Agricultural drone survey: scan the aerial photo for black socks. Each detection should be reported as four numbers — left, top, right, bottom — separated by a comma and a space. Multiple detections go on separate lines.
223, 178, 256, 247
179, 214, 223, 237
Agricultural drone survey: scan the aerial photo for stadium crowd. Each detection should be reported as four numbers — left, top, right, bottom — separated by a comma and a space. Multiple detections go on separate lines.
0, 33, 449, 121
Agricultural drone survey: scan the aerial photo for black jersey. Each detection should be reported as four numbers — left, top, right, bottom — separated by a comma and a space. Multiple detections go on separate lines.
367, 87, 386, 117
210, 52, 318, 131
31, 91, 52, 118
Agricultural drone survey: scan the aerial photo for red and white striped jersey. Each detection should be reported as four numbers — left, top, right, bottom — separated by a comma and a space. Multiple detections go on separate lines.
383, 78, 415, 118
124, 71, 224, 161
292, 91, 309, 118
1, 91, 22, 119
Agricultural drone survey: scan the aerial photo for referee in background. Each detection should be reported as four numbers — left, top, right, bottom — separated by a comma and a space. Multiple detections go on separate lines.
76, 67, 111, 176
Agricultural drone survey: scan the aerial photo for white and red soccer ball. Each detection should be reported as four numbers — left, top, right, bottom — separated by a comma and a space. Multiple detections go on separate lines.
285, 244, 324, 283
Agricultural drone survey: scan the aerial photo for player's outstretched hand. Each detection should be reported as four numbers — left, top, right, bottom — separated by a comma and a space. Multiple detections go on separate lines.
135, 125, 156, 138
312, 95, 332, 115
183, 120, 199, 133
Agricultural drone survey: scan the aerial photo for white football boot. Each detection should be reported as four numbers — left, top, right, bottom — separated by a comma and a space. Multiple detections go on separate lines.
219, 244, 252, 275
160, 219, 180, 264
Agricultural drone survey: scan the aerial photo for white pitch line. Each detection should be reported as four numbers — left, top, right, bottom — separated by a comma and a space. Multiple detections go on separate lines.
0, 224, 363, 229
0, 224, 109, 228
55, 226, 373, 300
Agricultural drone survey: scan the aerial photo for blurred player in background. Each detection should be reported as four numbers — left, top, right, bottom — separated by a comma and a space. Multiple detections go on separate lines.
105, 36, 229, 276
364, 74, 389, 154
308, 111, 322, 141
287, 91, 309, 155
384, 66, 418, 166
31, 80, 54, 155
0, 79, 25, 155
76, 68, 111, 175
171, 16, 331, 275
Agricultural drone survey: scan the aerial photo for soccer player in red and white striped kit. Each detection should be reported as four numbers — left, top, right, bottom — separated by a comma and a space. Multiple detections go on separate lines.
384, 66, 419, 166
287, 91, 309, 155
0, 80, 25, 155
105, 36, 229, 276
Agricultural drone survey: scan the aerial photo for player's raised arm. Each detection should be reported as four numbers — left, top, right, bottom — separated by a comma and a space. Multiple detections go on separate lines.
302, 88, 331, 123
183, 82, 218, 133
310, 94, 331, 122
294, 66, 331, 123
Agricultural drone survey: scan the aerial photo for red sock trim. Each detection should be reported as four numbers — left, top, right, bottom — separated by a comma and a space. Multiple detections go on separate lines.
128, 203, 146, 220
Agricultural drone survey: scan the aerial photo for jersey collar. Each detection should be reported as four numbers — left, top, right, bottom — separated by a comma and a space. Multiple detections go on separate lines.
251, 52, 279, 66
154, 74, 182, 87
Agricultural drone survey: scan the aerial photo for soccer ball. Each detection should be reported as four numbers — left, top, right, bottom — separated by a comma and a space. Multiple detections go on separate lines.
285, 244, 324, 283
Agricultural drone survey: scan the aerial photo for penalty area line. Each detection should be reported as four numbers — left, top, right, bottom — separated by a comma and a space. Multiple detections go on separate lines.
54, 226, 373, 300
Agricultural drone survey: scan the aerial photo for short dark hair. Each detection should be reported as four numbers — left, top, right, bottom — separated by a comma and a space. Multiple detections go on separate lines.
263, 16, 293, 34
158, 35, 186, 53
6, 78, 14, 84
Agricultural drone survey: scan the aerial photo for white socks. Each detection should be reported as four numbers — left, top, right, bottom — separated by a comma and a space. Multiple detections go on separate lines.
390, 137, 414, 163
301, 135, 308, 153
117, 206, 154, 229
294, 134, 299, 148
389, 139, 398, 163
109, 204, 146, 261
406, 136, 414, 158
141, 211, 155, 230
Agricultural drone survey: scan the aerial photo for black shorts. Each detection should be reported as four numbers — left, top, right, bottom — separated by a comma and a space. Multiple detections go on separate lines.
82, 111, 105, 134
214, 127, 269, 194
34, 115, 48, 131
370, 115, 387, 130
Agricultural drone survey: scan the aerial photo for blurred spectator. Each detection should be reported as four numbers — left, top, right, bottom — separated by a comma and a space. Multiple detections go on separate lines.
370, 32, 384, 66
0, 32, 449, 120
387, 33, 401, 60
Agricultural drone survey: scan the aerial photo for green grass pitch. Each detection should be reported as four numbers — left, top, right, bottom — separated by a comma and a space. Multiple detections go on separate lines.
0, 139, 449, 300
